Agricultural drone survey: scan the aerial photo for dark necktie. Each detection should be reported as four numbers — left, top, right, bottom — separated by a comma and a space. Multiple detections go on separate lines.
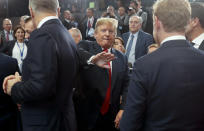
125, 34, 134, 59
100, 49, 112, 115
6, 31, 9, 41
88, 19, 91, 29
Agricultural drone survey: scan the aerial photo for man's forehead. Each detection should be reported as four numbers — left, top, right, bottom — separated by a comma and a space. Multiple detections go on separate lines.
3, 20, 11, 24
130, 17, 139, 22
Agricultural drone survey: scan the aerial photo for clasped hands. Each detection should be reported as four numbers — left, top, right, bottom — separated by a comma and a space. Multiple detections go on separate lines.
3, 72, 21, 96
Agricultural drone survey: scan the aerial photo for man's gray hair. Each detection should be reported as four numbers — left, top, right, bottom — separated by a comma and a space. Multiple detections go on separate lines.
29, 0, 59, 14
129, 15, 143, 24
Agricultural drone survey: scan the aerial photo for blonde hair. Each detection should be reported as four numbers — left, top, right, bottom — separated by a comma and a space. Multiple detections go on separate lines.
95, 18, 118, 35
153, 0, 191, 33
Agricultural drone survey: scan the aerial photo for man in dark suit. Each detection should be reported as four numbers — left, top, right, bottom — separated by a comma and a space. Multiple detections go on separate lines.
82, 8, 97, 41
2, 0, 78, 130
120, 0, 204, 130
61, 10, 76, 30
185, 2, 204, 50
122, 15, 153, 67
74, 18, 129, 131
0, 53, 19, 131
0, 18, 14, 51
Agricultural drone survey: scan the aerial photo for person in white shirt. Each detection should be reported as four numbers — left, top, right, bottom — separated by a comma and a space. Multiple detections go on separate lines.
185, 2, 204, 50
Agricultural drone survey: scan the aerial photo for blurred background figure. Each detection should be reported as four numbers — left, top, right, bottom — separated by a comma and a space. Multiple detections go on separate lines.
62, 10, 76, 30
1, 26, 28, 72
117, 6, 129, 35
24, 16, 35, 40
102, 6, 118, 19
82, 8, 97, 41
147, 44, 159, 54
68, 28, 82, 44
19, 15, 29, 29
113, 37, 126, 53
0, 18, 14, 51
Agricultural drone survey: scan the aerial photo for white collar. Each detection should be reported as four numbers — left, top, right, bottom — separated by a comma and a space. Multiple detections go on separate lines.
161, 35, 186, 45
37, 16, 58, 29
4, 30, 11, 34
88, 16, 94, 20
130, 31, 139, 37
192, 33, 204, 46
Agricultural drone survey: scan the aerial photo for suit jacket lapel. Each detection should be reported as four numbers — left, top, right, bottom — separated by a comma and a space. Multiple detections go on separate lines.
124, 33, 130, 48
135, 30, 142, 59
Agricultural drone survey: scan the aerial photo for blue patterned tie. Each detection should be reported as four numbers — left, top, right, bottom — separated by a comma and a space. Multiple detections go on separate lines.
126, 34, 134, 58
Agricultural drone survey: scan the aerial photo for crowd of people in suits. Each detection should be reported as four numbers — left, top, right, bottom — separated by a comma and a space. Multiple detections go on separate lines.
0, 0, 204, 131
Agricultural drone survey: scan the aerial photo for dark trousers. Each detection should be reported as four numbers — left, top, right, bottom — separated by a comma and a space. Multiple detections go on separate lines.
79, 107, 119, 131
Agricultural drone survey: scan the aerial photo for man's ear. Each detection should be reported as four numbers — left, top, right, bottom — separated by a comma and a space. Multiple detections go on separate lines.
57, 7, 61, 17
29, 7, 34, 18
191, 17, 199, 28
153, 15, 161, 30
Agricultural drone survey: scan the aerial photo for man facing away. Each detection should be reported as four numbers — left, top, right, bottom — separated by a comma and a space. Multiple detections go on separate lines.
3, 0, 78, 130
120, 0, 204, 130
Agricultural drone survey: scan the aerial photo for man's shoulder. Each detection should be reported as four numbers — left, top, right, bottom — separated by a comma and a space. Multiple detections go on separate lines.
139, 30, 152, 37
0, 53, 17, 64
122, 32, 129, 38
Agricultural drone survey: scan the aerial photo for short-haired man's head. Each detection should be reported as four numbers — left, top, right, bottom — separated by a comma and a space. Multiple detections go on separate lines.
86, 8, 94, 18
95, 18, 117, 35
153, 0, 191, 33
3, 18, 12, 31
24, 16, 32, 24
191, 2, 204, 29
68, 28, 82, 44
129, 0, 138, 9
29, 0, 59, 14
129, 15, 143, 33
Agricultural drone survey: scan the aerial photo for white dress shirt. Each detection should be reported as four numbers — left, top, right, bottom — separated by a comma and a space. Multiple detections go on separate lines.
192, 33, 204, 49
126, 32, 139, 65
37, 16, 58, 29
161, 35, 186, 45
4, 30, 14, 41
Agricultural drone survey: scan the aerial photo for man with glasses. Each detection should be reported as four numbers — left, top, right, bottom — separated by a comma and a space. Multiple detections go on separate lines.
122, 15, 153, 67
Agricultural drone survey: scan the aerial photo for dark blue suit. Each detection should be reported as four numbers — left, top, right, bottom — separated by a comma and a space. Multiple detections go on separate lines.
120, 40, 204, 131
74, 40, 129, 130
122, 30, 153, 60
0, 53, 19, 131
11, 19, 78, 131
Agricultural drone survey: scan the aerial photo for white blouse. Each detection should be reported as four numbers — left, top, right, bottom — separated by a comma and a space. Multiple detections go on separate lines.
12, 42, 27, 72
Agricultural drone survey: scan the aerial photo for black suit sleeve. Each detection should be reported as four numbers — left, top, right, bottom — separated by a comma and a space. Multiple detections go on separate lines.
120, 60, 147, 131
11, 30, 58, 103
145, 34, 154, 54
120, 55, 129, 110
77, 41, 93, 66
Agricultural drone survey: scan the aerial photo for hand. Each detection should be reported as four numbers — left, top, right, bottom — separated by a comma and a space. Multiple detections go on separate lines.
91, 52, 115, 69
114, 110, 124, 129
3, 72, 21, 95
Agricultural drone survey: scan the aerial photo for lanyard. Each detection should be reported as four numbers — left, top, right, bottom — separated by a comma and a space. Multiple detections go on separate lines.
16, 41, 25, 61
